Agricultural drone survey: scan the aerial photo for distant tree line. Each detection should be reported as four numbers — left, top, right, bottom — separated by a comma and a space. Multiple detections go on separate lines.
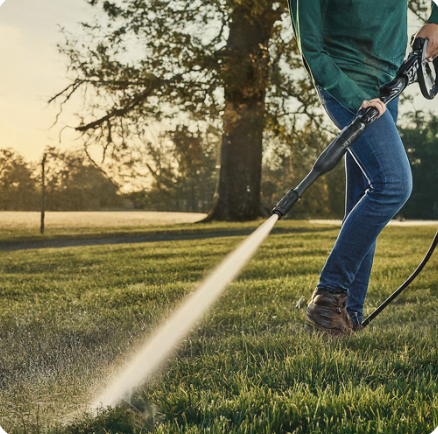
124, 111, 438, 219
0, 147, 123, 211
399, 112, 438, 219
2, 111, 436, 217
127, 126, 219, 213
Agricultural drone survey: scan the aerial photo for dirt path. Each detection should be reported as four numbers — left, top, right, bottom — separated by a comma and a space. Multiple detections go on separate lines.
1, 219, 436, 252
0, 229, 256, 252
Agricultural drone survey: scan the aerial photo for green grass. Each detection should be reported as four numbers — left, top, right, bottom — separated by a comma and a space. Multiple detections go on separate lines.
0, 221, 437, 433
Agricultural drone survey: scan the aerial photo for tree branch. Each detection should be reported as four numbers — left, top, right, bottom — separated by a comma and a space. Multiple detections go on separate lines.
75, 79, 166, 132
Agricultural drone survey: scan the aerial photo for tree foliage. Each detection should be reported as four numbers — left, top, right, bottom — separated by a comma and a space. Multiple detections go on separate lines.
51, 0, 322, 220
51, 0, 433, 220
53, 0, 318, 140
399, 112, 438, 219
128, 126, 219, 212
42, 147, 124, 211
0, 148, 124, 211
0, 149, 40, 211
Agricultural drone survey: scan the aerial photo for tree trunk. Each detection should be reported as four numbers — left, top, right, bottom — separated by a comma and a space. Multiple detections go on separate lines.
205, 6, 272, 221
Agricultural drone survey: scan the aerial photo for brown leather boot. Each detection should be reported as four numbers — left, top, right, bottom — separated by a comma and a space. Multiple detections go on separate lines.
305, 288, 353, 336
353, 323, 364, 332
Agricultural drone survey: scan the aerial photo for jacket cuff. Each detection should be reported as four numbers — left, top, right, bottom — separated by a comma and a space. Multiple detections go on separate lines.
427, 3, 438, 24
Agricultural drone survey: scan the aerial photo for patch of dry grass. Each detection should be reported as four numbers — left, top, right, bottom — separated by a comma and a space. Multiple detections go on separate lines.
0, 211, 207, 242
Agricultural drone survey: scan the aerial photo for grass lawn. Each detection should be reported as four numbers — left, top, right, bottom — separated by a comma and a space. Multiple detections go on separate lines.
0, 220, 437, 433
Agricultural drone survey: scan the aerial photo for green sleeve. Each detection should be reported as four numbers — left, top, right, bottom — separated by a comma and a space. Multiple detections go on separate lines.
427, 1, 438, 24
289, 0, 371, 112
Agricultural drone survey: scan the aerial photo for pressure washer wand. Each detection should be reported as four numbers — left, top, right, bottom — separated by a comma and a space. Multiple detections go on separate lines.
272, 107, 380, 217
272, 51, 421, 218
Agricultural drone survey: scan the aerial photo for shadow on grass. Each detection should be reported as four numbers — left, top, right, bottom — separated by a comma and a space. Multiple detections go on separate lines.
0, 226, 337, 252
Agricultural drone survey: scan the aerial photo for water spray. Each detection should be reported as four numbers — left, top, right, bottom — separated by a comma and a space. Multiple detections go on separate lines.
92, 214, 278, 409
90, 38, 437, 411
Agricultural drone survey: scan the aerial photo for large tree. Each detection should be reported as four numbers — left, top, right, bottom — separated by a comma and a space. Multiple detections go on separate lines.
52, 0, 320, 221
52, 0, 430, 221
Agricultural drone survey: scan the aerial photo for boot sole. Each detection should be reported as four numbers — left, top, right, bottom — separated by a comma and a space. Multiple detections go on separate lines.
304, 317, 352, 336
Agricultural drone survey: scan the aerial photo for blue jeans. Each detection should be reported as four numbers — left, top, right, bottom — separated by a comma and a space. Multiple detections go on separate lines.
316, 88, 412, 327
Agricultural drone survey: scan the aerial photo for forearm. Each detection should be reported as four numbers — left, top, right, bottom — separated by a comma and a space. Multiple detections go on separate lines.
416, 2, 438, 60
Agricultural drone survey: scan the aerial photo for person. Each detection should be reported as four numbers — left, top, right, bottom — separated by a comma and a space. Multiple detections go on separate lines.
288, 0, 438, 335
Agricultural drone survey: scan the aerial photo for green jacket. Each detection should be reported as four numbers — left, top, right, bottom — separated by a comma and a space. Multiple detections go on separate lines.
288, 0, 438, 111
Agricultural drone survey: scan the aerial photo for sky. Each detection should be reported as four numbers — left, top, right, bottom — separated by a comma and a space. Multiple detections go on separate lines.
0, 1, 437, 163
0, 0, 95, 162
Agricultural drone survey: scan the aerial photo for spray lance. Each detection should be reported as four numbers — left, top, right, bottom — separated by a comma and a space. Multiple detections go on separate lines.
272, 37, 438, 328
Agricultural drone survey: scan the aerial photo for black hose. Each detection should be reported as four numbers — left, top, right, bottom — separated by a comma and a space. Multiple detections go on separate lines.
362, 227, 438, 328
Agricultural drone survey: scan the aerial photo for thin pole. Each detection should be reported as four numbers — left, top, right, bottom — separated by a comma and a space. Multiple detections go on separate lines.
40, 154, 46, 235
